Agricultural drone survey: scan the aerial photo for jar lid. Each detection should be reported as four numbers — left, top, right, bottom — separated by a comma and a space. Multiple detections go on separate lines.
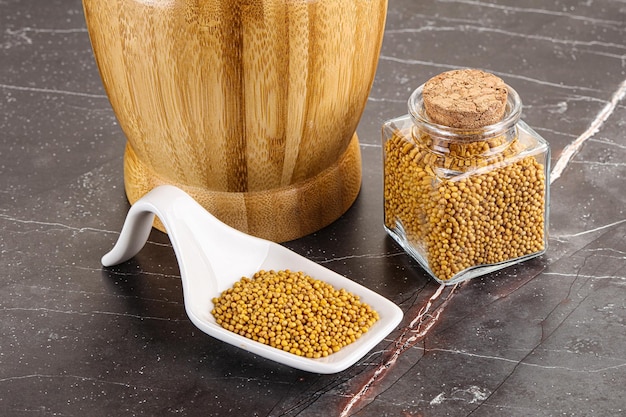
422, 69, 508, 129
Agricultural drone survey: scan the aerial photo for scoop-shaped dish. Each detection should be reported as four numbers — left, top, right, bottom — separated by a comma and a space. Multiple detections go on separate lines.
102, 185, 403, 373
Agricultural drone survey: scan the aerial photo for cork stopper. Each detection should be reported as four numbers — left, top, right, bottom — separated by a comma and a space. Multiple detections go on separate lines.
422, 69, 508, 129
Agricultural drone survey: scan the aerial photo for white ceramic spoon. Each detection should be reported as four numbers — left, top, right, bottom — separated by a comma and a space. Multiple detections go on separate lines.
102, 185, 403, 373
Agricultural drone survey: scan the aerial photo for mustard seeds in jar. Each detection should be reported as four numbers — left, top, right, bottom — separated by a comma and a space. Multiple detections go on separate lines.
211, 270, 380, 358
382, 69, 550, 284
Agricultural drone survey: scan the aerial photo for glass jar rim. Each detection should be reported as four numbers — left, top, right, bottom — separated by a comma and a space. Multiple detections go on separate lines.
408, 82, 522, 141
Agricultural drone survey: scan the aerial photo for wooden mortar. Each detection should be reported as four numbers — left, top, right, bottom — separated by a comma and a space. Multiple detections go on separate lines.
83, 0, 388, 242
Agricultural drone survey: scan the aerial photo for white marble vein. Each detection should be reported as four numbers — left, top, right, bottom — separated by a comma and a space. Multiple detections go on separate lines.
0, 374, 132, 387
551, 79, 626, 183
552, 218, 626, 239
0, 213, 116, 235
430, 385, 490, 406
542, 271, 626, 282
438, 0, 625, 26
1, 307, 181, 322
316, 251, 406, 264
11, 283, 184, 305
0, 83, 107, 99
431, 347, 626, 373
376, 56, 602, 93
0, 213, 173, 249
387, 25, 626, 51
582, 247, 626, 258
1, 25, 88, 51
570, 160, 626, 167
589, 137, 626, 150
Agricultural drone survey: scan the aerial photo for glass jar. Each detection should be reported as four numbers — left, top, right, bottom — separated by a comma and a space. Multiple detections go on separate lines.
382, 82, 550, 285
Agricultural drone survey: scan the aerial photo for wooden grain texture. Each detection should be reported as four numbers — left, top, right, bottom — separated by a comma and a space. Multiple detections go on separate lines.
123, 133, 362, 241
82, 0, 387, 241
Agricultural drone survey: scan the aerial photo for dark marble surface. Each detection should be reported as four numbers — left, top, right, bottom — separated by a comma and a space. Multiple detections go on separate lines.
2, 0, 625, 416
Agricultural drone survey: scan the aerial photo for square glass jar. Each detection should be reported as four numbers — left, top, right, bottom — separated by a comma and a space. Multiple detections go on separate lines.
382, 84, 550, 285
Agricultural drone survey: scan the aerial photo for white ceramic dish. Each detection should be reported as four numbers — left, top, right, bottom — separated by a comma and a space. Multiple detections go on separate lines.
102, 185, 403, 373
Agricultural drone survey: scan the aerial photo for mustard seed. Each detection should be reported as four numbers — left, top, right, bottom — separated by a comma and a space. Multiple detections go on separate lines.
211, 270, 379, 357
383, 70, 549, 283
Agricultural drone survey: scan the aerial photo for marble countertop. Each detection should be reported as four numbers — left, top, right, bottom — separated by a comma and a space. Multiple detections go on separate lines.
2, 0, 625, 415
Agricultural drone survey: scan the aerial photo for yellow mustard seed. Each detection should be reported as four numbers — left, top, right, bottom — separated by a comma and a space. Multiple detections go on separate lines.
384, 129, 546, 281
211, 270, 380, 357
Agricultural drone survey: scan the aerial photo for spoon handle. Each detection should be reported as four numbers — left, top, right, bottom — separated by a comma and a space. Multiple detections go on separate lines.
102, 185, 271, 274
101, 185, 191, 266
101, 198, 157, 267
